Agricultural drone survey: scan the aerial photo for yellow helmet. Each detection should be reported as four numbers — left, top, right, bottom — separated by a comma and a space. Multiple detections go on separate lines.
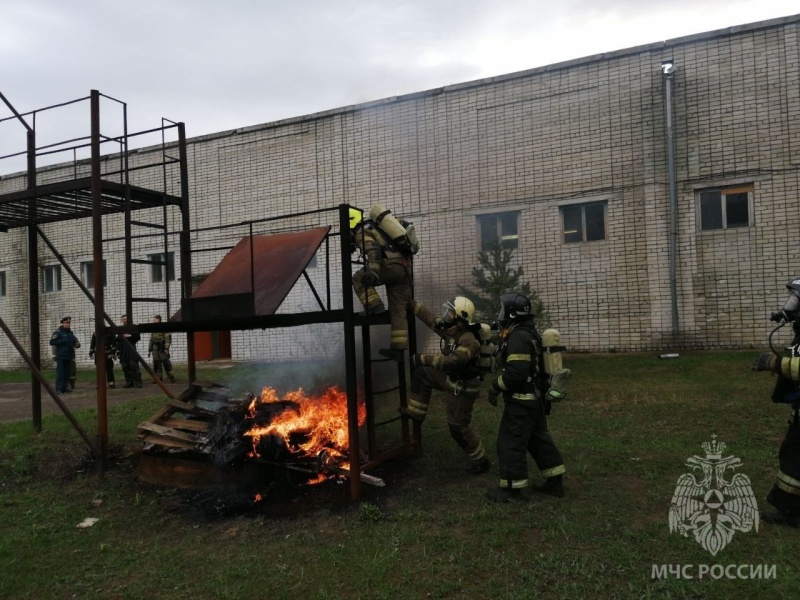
442, 296, 476, 325
349, 207, 363, 230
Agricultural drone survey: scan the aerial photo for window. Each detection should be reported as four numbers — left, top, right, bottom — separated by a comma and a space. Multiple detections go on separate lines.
0, 271, 5, 297
698, 185, 752, 231
477, 212, 519, 251
80, 260, 107, 289
148, 252, 175, 283
43, 265, 61, 293
561, 201, 607, 243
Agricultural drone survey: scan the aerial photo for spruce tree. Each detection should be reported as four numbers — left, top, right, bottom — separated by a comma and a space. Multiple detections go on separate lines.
457, 244, 550, 330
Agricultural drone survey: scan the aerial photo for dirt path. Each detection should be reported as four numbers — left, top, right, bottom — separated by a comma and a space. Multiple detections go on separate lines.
0, 381, 182, 423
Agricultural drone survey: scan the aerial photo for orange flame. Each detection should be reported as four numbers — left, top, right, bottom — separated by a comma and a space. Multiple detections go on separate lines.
244, 386, 364, 462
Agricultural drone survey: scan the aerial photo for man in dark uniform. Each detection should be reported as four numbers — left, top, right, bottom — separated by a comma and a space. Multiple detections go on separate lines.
148, 315, 175, 383
753, 276, 800, 526
49, 317, 79, 395
117, 314, 142, 388
90, 328, 117, 389
486, 292, 566, 503
400, 296, 491, 475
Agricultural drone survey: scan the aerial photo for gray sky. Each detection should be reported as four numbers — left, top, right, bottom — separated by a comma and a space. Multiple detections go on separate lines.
0, 0, 797, 175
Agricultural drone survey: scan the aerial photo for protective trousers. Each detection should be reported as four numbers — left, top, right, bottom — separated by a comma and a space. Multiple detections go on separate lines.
152, 351, 174, 380
96, 355, 115, 385
767, 414, 800, 516
353, 258, 412, 349
497, 399, 565, 489
68, 360, 77, 390
408, 366, 487, 466
55, 358, 71, 393
120, 357, 142, 387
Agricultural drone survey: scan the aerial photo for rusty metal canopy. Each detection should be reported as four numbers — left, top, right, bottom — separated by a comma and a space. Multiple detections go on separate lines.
174, 226, 331, 321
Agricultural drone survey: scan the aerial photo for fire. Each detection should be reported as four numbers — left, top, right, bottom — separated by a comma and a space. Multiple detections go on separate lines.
243, 386, 365, 462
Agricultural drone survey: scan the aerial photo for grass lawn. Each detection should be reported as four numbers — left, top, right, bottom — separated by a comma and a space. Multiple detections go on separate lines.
2, 350, 799, 599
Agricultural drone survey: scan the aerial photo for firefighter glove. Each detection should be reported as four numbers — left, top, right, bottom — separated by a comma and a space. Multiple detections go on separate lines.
434, 318, 446, 330
163, 350, 170, 358
89, 350, 95, 359
410, 353, 426, 368
752, 353, 778, 372
361, 270, 379, 287
487, 386, 500, 407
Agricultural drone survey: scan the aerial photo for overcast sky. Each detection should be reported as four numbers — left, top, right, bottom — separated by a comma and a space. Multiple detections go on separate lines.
1, 0, 797, 175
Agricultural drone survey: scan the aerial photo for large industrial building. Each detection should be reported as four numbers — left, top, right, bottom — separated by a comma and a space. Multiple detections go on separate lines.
1, 14, 800, 369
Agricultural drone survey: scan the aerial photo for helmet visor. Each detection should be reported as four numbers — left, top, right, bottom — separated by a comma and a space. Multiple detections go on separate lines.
441, 301, 457, 324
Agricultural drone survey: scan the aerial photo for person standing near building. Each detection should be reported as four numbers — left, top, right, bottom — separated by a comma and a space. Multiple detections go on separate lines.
400, 296, 491, 475
486, 292, 566, 503
49, 316, 79, 395
90, 328, 117, 389
350, 204, 418, 362
148, 315, 175, 383
117, 314, 142, 389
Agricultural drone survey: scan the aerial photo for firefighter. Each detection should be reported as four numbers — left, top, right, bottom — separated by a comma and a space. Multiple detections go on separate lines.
400, 296, 491, 474
752, 277, 800, 526
90, 329, 117, 389
49, 316, 79, 395
116, 314, 142, 388
148, 315, 175, 383
486, 292, 566, 503
350, 205, 415, 361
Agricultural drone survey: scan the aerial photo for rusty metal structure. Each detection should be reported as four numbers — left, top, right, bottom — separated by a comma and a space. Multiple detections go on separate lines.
0, 90, 419, 499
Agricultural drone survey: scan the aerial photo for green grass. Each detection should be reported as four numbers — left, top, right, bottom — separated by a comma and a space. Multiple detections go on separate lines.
2, 350, 799, 599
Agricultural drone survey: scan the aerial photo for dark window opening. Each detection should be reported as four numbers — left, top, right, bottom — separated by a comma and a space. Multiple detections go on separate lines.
561, 201, 607, 243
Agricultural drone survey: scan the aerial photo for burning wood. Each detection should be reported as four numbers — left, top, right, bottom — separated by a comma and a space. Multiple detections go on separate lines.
137, 382, 384, 488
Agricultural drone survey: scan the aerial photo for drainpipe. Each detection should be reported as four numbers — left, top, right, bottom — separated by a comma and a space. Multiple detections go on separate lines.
662, 60, 679, 336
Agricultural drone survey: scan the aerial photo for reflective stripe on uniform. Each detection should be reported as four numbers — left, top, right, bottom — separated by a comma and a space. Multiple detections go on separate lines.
499, 478, 529, 489
390, 331, 408, 346
777, 470, 800, 495
496, 375, 507, 391
511, 393, 536, 401
406, 396, 429, 418
506, 353, 531, 362
468, 442, 486, 462
541, 465, 566, 478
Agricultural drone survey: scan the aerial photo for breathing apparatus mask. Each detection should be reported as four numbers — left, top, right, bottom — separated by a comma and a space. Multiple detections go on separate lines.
772, 278, 800, 324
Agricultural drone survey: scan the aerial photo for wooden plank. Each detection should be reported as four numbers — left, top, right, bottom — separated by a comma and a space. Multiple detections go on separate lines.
159, 418, 210, 433
139, 434, 196, 450
138, 422, 204, 444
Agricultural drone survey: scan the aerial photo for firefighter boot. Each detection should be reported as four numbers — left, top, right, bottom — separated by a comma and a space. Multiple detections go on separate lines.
485, 487, 525, 503
468, 458, 491, 475
532, 475, 565, 498
359, 302, 386, 317
378, 348, 404, 362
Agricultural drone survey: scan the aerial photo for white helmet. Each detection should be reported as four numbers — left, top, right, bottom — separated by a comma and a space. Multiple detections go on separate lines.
442, 296, 476, 325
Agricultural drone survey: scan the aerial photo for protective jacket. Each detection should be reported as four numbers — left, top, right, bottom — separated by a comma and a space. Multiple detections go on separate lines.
49, 327, 79, 361
492, 318, 545, 402
90, 332, 117, 359
352, 221, 414, 350
149, 332, 172, 360
117, 332, 141, 361
412, 301, 481, 394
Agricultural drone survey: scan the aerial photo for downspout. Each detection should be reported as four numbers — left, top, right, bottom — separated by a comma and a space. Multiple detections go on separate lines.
662, 61, 679, 336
